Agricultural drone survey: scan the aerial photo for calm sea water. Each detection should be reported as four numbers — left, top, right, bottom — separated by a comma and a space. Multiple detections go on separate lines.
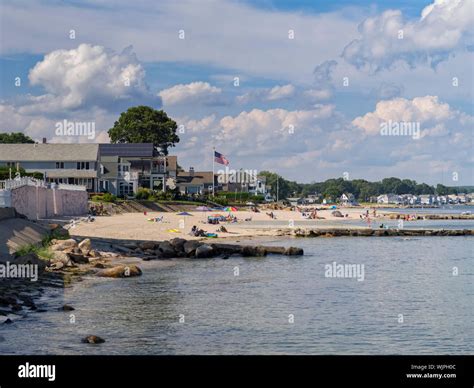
0, 235, 472, 355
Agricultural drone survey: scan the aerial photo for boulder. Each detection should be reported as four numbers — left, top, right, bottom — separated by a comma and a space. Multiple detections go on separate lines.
156, 241, 177, 258
48, 261, 64, 271
138, 241, 157, 250
194, 244, 215, 258
78, 239, 92, 255
98, 265, 142, 278
331, 210, 343, 217
284, 247, 304, 256
68, 252, 89, 264
60, 304, 75, 311
81, 335, 105, 344
51, 251, 70, 264
169, 238, 187, 252
241, 246, 267, 257
50, 239, 78, 251
88, 250, 99, 258
183, 240, 201, 256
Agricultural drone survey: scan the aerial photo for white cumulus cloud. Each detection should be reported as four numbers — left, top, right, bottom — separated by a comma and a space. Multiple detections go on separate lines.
159, 82, 223, 106
342, 0, 474, 71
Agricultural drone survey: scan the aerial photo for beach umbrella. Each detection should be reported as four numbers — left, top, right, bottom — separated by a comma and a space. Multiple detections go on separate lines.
224, 207, 238, 212
177, 211, 193, 216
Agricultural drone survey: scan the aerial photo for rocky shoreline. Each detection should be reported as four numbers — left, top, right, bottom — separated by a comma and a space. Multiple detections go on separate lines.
290, 228, 474, 237
1, 225, 304, 330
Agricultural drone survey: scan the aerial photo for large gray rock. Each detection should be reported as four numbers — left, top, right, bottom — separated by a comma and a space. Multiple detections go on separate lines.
169, 238, 187, 252
183, 240, 201, 256
82, 335, 105, 344
283, 247, 304, 256
50, 239, 78, 251
51, 251, 70, 264
331, 210, 343, 217
194, 244, 215, 258
98, 265, 142, 278
156, 241, 177, 258
68, 252, 89, 264
78, 238, 92, 255
139, 241, 157, 250
241, 246, 267, 257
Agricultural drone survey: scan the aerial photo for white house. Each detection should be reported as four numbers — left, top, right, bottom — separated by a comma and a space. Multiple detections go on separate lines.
377, 194, 402, 204
419, 195, 433, 205
340, 193, 357, 206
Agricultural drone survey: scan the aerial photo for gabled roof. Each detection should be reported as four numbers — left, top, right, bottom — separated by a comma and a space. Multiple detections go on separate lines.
0, 144, 99, 162
177, 171, 214, 186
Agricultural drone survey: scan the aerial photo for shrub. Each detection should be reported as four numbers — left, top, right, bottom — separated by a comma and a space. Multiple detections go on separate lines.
135, 188, 152, 200
102, 193, 117, 202
91, 193, 116, 203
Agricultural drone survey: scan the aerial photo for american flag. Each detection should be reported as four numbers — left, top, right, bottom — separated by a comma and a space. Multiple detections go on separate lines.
214, 151, 230, 166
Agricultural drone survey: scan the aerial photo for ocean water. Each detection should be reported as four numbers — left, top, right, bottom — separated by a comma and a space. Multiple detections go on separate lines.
0, 235, 472, 355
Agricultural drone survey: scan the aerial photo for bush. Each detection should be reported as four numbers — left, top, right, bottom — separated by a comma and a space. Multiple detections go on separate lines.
91, 193, 116, 202
102, 193, 117, 202
212, 196, 229, 206
135, 188, 152, 200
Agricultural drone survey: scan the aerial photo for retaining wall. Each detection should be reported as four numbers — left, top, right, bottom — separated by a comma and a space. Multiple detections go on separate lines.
10, 185, 88, 220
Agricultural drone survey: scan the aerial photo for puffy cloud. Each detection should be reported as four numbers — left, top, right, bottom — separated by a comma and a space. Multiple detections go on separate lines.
158, 82, 223, 106
342, 0, 474, 71
26, 44, 157, 112
237, 84, 296, 104
303, 88, 333, 101
237, 84, 331, 106
266, 84, 296, 101
352, 95, 472, 138
1, 0, 356, 83
313, 60, 338, 86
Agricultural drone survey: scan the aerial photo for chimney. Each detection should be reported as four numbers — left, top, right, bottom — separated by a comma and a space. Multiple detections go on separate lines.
42, 137, 47, 144
189, 167, 194, 176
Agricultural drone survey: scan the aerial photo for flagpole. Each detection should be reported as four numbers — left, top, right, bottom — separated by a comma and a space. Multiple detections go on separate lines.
212, 146, 215, 197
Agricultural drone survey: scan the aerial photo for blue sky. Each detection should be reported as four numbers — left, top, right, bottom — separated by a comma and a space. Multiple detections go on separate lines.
0, 0, 472, 185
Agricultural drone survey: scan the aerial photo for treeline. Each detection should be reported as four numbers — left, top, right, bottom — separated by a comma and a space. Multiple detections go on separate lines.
259, 172, 470, 201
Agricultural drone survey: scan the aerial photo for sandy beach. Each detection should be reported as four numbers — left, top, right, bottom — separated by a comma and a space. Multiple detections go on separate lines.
70, 208, 385, 241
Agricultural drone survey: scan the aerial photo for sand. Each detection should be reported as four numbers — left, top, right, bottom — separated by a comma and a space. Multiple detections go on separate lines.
69, 208, 383, 242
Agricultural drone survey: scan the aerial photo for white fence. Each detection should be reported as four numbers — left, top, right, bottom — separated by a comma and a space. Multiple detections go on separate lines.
0, 177, 46, 190
0, 177, 86, 192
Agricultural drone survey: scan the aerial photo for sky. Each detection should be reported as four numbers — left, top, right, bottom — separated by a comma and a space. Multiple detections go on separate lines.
0, 0, 473, 185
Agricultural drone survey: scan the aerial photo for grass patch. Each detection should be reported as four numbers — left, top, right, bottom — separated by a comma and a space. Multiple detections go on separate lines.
15, 227, 69, 259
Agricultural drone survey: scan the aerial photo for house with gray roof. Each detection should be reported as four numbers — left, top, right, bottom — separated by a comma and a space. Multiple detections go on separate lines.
0, 143, 99, 191
98, 143, 178, 196
177, 168, 214, 195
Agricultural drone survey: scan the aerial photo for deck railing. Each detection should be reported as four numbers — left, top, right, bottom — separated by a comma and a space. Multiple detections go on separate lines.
0, 177, 86, 191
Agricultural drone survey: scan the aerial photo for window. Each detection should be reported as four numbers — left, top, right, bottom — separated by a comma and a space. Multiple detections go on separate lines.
77, 162, 90, 170
56, 162, 64, 169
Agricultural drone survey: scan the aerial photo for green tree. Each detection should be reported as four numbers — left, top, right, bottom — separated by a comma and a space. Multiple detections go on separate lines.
108, 106, 179, 155
0, 132, 35, 143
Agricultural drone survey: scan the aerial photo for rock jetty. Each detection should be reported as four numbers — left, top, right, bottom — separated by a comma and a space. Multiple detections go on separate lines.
291, 228, 474, 237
